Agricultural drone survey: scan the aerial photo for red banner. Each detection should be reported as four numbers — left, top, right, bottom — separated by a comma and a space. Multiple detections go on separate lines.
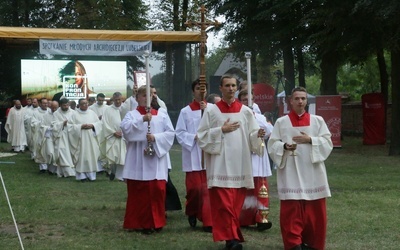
362, 93, 386, 145
252, 83, 275, 114
316, 96, 342, 148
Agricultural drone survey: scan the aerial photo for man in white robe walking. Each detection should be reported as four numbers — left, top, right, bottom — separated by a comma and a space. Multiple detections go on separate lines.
68, 98, 102, 182
31, 98, 50, 173
24, 98, 38, 158
52, 98, 76, 178
35, 101, 59, 174
268, 86, 333, 250
197, 74, 265, 250
89, 93, 107, 173
237, 89, 273, 231
121, 86, 175, 234
5, 100, 27, 152
176, 79, 212, 232
102, 92, 126, 181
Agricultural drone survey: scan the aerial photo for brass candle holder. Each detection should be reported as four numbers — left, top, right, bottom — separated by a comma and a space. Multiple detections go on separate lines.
258, 182, 269, 198
259, 207, 270, 224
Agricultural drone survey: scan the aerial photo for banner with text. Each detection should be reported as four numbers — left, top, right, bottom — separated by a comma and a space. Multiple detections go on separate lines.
316, 95, 342, 148
39, 39, 152, 56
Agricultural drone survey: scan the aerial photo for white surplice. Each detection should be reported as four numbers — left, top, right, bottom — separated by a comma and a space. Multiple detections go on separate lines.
267, 114, 333, 200
121, 108, 175, 181
252, 113, 273, 177
197, 104, 261, 189
176, 105, 203, 172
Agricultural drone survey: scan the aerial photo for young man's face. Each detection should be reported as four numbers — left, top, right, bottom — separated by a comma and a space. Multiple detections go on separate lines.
61, 102, 70, 112
40, 99, 48, 111
97, 96, 105, 105
113, 96, 122, 108
219, 77, 237, 100
290, 91, 307, 114
137, 92, 148, 107
193, 84, 206, 101
32, 99, 39, 108
79, 100, 89, 111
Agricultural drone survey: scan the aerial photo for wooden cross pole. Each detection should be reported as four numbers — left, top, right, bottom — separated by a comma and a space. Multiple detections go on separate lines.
185, 5, 220, 169
185, 5, 220, 101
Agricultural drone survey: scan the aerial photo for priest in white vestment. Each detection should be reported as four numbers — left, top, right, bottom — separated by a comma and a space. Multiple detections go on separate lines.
52, 98, 76, 177
5, 100, 27, 152
68, 98, 102, 181
237, 89, 273, 231
35, 101, 59, 174
120, 83, 138, 119
121, 86, 175, 234
102, 92, 126, 181
176, 79, 212, 231
89, 93, 107, 173
267, 87, 333, 250
31, 98, 50, 172
197, 74, 265, 250
24, 98, 39, 158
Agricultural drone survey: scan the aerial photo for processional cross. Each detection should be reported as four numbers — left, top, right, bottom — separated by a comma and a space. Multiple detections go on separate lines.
185, 5, 220, 100
185, 5, 220, 169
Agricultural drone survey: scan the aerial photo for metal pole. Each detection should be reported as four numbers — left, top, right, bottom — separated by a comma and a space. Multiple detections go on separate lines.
245, 52, 252, 107
0, 172, 24, 250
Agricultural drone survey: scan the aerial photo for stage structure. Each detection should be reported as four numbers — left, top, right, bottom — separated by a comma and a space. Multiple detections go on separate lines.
0, 26, 203, 124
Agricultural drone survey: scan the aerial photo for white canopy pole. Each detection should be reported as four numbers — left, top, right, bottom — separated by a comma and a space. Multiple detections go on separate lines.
245, 51, 252, 108
144, 50, 151, 108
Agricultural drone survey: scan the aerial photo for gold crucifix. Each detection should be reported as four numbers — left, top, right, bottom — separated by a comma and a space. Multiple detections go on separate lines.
185, 5, 220, 169
185, 5, 220, 100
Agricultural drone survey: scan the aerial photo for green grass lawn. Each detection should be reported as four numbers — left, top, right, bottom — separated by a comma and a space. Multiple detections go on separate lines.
0, 137, 399, 250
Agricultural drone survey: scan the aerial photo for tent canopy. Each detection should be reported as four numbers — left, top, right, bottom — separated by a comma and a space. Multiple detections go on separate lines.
0, 26, 201, 49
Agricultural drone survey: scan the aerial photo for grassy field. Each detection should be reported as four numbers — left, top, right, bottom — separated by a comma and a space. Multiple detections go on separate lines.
0, 137, 399, 250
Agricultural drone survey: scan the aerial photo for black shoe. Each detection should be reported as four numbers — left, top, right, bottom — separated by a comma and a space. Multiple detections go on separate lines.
202, 226, 212, 233
290, 245, 302, 250
142, 228, 154, 235
188, 216, 197, 228
154, 227, 163, 232
80, 178, 88, 182
257, 221, 272, 231
109, 173, 115, 181
226, 240, 242, 250
39, 170, 46, 174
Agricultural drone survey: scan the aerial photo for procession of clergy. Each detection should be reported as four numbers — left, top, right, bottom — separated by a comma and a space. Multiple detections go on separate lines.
5, 80, 277, 249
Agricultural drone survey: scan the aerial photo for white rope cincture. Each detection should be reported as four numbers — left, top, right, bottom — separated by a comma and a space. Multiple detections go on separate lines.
0, 171, 25, 250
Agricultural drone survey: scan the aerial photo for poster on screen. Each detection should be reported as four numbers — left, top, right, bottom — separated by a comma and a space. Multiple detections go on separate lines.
21, 59, 127, 102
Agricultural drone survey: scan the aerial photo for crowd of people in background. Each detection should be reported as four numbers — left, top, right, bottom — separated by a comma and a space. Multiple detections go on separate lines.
4, 74, 332, 250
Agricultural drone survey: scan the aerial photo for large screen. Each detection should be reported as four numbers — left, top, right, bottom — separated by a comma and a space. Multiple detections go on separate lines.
21, 59, 127, 102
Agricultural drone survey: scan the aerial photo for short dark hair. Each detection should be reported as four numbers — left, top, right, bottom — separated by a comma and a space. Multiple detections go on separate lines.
238, 89, 248, 101
97, 93, 105, 99
220, 74, 237, 86
191, 78, 208, 92
113, 92, 122, 98
291, 86, 307, 95
59, 98, 69, 105
206, 93, 220, 104
78, 98, 86, 105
